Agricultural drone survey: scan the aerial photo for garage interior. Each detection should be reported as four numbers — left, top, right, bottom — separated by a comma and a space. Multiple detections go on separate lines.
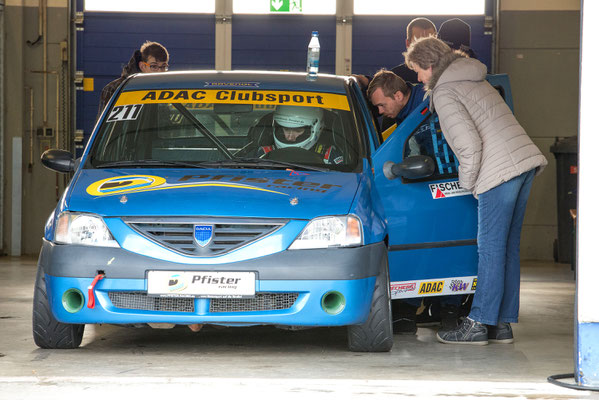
0, 0, 593, 398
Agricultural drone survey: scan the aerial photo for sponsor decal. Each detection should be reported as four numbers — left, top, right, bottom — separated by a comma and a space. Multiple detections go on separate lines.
86, 175, 166, 196
86, 174, 289, 197
449, 279, 469, 292
148, 271, 255, 298
429, 181, 470, 199
390, 282, 417, 297
194, 225, 214, 248
390, 276, 477, 299
178, 174, 342, 194
167, 273, 188, 292
418, 280, 444, 295
204, 82, 260, 88
115, 89, 350, 111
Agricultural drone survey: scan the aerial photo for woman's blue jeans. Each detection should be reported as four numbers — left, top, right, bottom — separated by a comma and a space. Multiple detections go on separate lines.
468, 169, 536, 326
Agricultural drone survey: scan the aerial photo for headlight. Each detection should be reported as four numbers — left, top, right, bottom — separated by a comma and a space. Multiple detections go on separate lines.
55, 212, 119, 247
289, 215, 363, 250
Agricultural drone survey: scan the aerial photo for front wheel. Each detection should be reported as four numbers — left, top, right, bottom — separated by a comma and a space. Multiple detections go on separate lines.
347, 252, 393, 352
32, 265, 84, 349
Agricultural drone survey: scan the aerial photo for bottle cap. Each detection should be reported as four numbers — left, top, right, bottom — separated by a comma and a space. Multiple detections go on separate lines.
312, 31, 318, 35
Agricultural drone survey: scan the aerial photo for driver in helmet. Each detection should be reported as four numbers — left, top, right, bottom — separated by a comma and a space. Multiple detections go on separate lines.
257, 105, 344, 165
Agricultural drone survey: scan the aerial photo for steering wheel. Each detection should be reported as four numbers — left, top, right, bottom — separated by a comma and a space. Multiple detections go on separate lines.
263, 147, 323, 164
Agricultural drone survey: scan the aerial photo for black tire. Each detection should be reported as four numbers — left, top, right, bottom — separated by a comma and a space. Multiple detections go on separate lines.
347, 253, 393, 352
32, 265, 84, 349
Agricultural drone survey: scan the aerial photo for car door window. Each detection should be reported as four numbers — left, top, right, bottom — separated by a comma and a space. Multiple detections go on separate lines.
403, 113, 459, 182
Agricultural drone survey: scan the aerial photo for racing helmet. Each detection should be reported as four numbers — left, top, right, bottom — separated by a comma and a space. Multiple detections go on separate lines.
273, 105, 323, 150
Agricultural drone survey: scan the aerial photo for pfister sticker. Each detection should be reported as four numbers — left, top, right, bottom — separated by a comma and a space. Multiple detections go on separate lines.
429, 181, 470, 199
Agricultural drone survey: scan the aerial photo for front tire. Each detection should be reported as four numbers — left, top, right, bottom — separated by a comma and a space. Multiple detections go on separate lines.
347, 252, 393, 352
32, 265, 84, 349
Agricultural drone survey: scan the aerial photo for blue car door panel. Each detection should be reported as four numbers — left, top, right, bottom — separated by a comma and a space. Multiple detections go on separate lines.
373, 101, 478, 299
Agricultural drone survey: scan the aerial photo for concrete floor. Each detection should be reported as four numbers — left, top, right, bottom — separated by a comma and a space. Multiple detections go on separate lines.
0, 256, 593, 399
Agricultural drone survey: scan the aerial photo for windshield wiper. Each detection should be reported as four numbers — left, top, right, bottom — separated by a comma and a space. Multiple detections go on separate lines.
95, 160, 210, 169
172, 103, 234, 160
199, 157, 330, 172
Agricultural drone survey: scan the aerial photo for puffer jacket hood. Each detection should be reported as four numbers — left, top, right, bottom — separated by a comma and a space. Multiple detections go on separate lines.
428, 52, 485, 109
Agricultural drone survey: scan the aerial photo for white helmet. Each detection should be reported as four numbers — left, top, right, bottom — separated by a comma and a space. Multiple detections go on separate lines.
273, 106, 323, 150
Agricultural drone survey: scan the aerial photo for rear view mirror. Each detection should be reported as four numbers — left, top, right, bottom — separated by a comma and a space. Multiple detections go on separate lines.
383, 155, 435, 180
41, 149, 76, 173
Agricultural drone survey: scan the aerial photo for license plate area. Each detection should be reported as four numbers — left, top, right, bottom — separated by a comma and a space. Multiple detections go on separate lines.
147, 271, 256, 298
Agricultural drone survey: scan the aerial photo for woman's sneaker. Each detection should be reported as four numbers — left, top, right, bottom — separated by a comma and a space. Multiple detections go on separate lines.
436, 317, 488, 345
487, 322, 514, 343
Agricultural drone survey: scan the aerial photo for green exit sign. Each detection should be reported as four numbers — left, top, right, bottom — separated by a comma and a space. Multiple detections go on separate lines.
270, 0, 302, 13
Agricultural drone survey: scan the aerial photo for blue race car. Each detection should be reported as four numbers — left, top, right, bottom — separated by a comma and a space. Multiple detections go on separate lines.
34, 71, 508, 352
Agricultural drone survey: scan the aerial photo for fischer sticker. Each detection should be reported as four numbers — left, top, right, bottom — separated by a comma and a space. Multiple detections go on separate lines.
114, 89, 350, 111
429, 181, 470, 199
390, 282, 417, 297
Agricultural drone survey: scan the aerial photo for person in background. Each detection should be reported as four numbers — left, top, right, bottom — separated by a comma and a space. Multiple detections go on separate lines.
367, 69, 430, 151
404, 36, 547, 345
390, 17, 437, 83
437, 18, 477, 59
97, 41, 169, 119
354, 18, 436, 132
367, 69, 435, 334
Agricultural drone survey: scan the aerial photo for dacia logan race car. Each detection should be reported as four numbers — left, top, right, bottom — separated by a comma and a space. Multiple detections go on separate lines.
34, 71, 510, 352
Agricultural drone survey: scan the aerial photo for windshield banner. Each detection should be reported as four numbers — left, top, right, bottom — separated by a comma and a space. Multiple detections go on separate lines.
114, 89, 350, 111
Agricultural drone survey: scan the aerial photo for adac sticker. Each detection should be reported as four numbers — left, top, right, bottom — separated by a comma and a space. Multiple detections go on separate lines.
114, 89, 350, 111
429, 181, 470, 199
418, 280, 444, 295
86, 174, 288, 197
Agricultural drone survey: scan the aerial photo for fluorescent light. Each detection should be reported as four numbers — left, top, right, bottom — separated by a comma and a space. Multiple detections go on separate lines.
85, 0, 215, 13
354, 0, 485, 15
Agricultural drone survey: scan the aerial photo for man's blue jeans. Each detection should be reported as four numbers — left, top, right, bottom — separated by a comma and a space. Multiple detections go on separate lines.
468, 169, 536, 326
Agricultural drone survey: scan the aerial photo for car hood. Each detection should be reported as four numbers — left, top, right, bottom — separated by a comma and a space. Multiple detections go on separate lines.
65, 168, 361, 219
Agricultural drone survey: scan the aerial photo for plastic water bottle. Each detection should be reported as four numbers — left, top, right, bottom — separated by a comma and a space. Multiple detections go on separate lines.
306, 31, 320, 81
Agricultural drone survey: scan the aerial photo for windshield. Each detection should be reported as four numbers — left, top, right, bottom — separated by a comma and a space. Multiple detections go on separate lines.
87, 88, 363, 172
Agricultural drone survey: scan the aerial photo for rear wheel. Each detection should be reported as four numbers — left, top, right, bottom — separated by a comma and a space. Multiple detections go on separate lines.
32, 266, 84, 349
347, 253, 393, 352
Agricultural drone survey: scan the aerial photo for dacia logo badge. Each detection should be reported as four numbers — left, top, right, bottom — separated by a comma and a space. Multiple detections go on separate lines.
194, 225, 214, 248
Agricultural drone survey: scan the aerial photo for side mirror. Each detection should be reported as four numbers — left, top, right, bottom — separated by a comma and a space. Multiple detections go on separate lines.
383, 155, 436, 180
41, 149, 75, 173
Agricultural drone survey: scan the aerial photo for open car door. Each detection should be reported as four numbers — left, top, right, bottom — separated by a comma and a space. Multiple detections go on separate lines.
372, 100, 478, 300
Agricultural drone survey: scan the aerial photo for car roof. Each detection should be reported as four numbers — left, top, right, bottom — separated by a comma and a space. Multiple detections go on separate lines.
122, 70, 353, 94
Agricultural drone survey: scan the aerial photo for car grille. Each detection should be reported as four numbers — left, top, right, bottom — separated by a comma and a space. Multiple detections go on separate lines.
107, 292, 298, 313
108, 292, 195, 313
209, 293, 299, 313
122, 217, 287, 257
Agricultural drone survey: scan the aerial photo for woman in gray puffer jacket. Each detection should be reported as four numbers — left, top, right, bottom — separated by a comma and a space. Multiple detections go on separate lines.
404, 37, 547, 346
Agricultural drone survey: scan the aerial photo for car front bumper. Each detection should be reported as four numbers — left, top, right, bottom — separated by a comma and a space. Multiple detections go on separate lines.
40, 240, 386, 327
